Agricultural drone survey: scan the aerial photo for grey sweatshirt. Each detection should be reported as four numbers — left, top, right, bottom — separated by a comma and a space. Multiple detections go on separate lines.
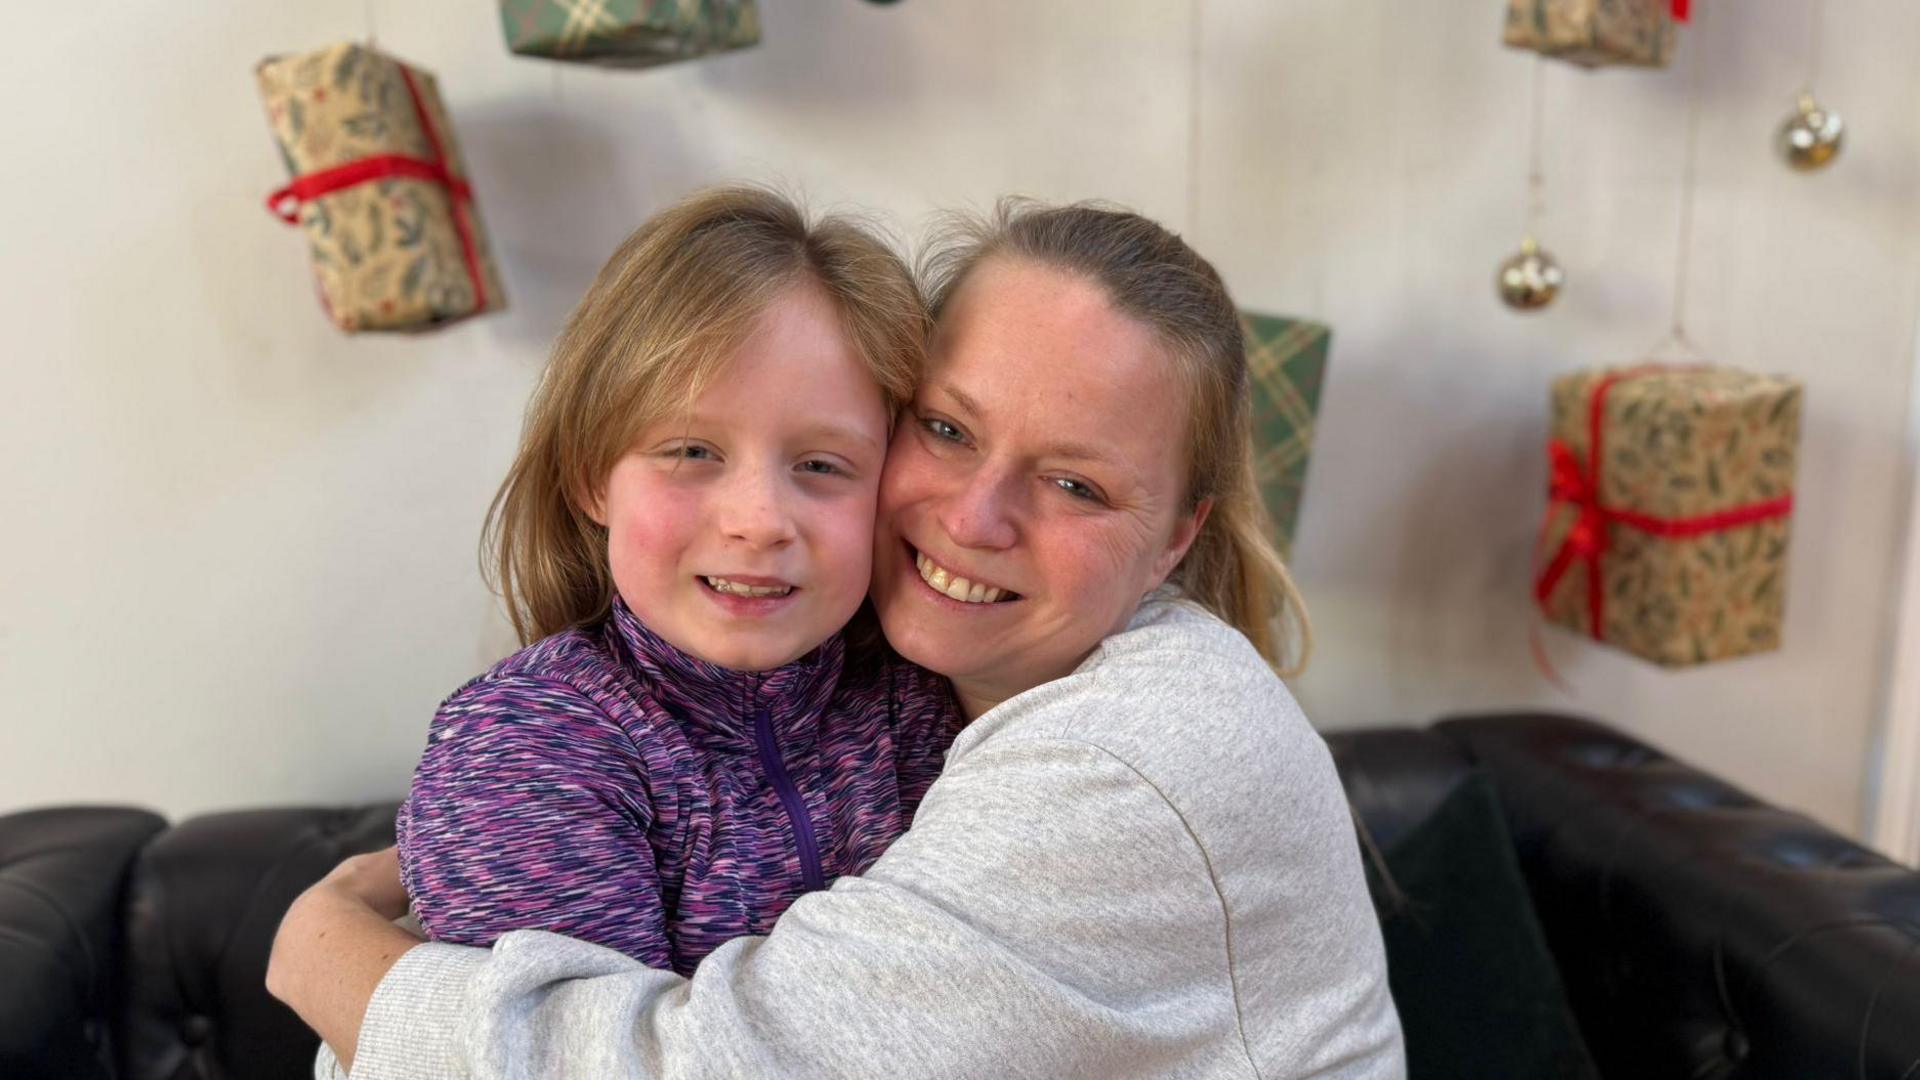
340, 595, 1405, 1079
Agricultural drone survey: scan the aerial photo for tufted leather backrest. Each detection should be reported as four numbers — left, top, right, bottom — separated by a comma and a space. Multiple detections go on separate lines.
116, 805, 399, 1080
0, 807, 165, 1079
1438, 712, 1920, 1080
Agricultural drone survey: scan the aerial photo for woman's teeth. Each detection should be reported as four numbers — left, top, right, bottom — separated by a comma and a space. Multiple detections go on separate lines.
914, 552, 1008, 604
704, 577, 792, 598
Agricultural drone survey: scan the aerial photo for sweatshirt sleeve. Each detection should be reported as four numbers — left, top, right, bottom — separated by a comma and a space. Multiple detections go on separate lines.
351, 734, 1267, 1080
397, 674, 673, 971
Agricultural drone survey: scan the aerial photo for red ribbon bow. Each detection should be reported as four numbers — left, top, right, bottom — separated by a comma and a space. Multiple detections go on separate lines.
1533, 366, 1794, 642
264, 65, 487, 314
1671, 0, 1691, 22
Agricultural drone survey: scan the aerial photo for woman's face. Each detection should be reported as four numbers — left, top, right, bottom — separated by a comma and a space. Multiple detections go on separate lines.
871, 257, 1209, 718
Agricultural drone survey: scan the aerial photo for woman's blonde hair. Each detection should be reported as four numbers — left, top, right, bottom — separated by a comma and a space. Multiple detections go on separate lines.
486, 185, 928, 645
920, 199, 1311, 676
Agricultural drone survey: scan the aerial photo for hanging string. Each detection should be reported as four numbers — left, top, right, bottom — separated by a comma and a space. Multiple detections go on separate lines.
1523, 56, 1546, 239
365, 0, 378, 47
1804, 0, 1827, 95
1662, 0, 1707, 357
1185, 0, 1204, 240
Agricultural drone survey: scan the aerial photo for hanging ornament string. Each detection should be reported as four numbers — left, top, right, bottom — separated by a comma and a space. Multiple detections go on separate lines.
1778, 0, 1843, 170
1654, 0, 1707, 361
1497, 57, 1563, 312
365, 0, 378, 47
1804, 0, 1826, 97
1524, 56, 1546, 239
1185, 0, 1204, 240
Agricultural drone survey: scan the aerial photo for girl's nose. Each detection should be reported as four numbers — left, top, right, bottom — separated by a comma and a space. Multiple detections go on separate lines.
717, 467, 798, 549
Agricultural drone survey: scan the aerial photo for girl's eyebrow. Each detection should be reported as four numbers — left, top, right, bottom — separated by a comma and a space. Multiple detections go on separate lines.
680, 412, 882, 453
797, 422, 883, 453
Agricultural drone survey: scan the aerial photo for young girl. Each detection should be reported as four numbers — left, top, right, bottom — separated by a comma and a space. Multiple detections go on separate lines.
395, 186, 961, 976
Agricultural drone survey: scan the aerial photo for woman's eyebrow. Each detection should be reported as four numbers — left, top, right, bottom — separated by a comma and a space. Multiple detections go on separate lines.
933, 382, 983, 418
934, 383, 1121, 467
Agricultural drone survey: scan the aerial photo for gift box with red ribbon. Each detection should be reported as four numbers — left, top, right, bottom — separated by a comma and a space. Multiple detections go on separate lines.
257, 43, 506, 332
1503, 0, 1688, 69
1534, 365, 1802, 667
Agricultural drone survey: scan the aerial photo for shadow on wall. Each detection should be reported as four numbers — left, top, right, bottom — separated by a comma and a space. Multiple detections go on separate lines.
457, 98, 687, 351
1311, 326, 1559, 707
702, 0, 925, 114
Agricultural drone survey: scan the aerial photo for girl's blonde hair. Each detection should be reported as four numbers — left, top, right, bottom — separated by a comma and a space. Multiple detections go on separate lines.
920, 199, 1311, 676
486, 186, 927, 645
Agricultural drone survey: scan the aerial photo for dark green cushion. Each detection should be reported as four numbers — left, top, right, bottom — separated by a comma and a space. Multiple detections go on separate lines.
1365, 773, 1600, 1080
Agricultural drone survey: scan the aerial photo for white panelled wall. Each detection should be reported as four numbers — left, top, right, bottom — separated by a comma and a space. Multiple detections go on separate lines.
2, 1, 1916, 840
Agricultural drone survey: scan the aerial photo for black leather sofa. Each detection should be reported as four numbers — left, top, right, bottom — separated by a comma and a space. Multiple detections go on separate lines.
6, 712, 1918, 1079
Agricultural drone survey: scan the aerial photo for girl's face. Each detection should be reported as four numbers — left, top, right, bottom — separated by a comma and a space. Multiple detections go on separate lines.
590, 283, 891, 672
870, 258, 1209, 719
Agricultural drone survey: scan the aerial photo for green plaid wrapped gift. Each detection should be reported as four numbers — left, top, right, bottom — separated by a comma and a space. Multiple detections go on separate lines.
1241, 312, 1330, 558
499, 0, 759, 67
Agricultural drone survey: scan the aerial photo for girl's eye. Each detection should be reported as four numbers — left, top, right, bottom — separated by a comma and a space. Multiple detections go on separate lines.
1052, 477, 1104, 503
797, 459, 844, 476
665, 444, 714, 461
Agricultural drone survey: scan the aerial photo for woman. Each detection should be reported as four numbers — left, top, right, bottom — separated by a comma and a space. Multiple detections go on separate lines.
270, 201, 1406, 1079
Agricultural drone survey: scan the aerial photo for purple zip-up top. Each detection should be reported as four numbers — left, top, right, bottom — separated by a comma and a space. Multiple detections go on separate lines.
396, 597, 961, 976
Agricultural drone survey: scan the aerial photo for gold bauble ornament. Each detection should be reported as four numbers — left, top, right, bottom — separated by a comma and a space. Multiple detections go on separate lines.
1777, 93, 1843, 170
1496, 236, 1564, 311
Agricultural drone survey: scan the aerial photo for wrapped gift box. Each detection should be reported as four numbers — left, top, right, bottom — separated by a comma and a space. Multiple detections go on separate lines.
1535, 365, 1802, 667
257, 42, 506, 332
1241, 312, 1330, 559
499, 0, 759, 67
1503, 0, 1676, 69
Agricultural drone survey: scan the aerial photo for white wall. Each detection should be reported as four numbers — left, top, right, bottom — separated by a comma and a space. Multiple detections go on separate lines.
3, 0, 1914, 837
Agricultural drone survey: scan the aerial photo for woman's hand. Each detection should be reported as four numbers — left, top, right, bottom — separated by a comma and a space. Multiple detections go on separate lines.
267, 847, 424, 1074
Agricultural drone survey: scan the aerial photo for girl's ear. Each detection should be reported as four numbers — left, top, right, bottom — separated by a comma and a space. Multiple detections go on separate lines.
580, 477, 610, 528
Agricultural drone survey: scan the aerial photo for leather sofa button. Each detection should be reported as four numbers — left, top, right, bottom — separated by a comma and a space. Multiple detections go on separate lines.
181, 1014, 212, 1045
1723, 1029, 1749, 1062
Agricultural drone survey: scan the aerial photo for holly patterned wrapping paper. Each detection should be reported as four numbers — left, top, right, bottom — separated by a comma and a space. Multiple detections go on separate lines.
257, 43, 506, 332
1536, 365, 1802, 667
1503, 0, 1674, 68
1241, 313, 1330, 560
499, 0, 760, 68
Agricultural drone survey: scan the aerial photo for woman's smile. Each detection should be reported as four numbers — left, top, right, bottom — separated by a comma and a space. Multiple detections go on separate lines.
908, 545, 1020, 605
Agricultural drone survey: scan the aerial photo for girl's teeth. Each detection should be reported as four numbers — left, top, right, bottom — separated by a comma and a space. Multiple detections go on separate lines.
913, 551, 1010, 605
705, 577, 791, 598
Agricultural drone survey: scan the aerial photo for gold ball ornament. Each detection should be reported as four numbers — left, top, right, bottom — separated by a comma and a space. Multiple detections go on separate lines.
1496, 237, 1564, 311
1777, 94, 1843, 170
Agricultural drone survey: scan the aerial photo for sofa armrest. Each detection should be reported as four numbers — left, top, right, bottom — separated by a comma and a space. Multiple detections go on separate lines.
0, 806, 168, 1080
1437, 712, 1920, 1080
118, 803, 399, 1080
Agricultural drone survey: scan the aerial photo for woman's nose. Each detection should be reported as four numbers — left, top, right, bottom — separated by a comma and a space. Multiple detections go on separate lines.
937, 469, 1019, 551
717, 467, 798, 548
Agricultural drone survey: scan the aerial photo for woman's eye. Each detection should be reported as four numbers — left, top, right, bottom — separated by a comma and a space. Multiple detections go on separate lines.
921, 417, 965, 443
1052, 477, 1103, 502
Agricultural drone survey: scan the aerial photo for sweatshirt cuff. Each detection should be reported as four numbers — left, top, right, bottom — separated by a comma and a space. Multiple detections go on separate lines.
351, 942, 490, 1079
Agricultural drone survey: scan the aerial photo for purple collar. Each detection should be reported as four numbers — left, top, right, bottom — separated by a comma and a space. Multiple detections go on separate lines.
604, 597, 846, 751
